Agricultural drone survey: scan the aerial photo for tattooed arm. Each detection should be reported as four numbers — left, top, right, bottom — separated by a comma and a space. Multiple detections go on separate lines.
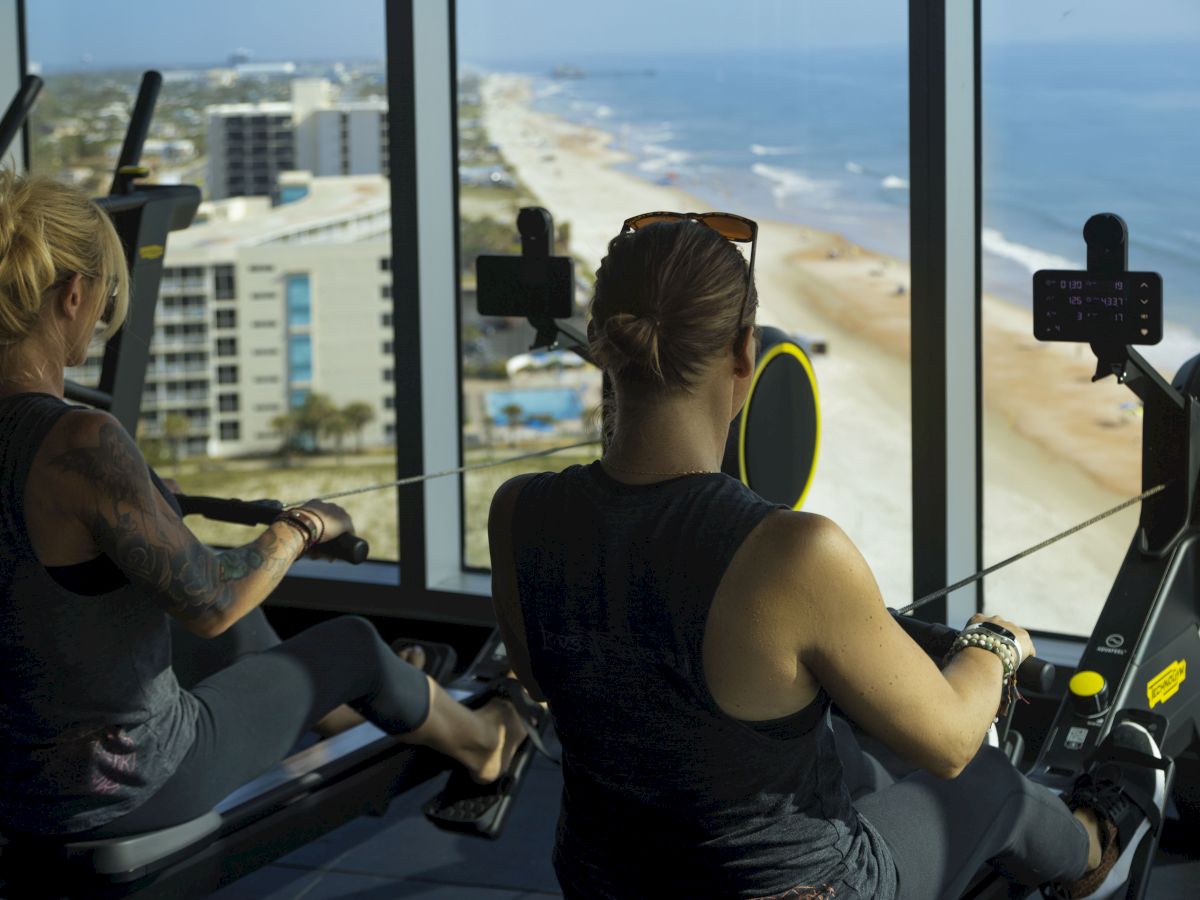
48, 411, 353, 638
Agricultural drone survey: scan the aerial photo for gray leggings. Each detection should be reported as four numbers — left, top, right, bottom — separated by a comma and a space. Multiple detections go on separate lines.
82, 613, 430, 839
832, 718, 1091, 900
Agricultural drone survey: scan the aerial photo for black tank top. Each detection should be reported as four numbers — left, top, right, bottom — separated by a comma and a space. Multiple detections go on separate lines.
512, 463, 896, 899
0, 393, 198, 834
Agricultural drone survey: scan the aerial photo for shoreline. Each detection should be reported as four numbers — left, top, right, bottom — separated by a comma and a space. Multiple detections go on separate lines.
479, 73, 1141, 633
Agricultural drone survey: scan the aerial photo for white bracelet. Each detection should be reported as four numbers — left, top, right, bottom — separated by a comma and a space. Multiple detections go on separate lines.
961, 624, 1023, 671
950, 632, 1016, 679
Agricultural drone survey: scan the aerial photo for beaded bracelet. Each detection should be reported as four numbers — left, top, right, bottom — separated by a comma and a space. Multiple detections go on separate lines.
945, 629, 1023, 716
274, 509, 319, 553
951, 631, 1017, 679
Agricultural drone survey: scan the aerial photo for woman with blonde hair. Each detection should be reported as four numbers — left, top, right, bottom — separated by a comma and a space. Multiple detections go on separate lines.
0, 171, 526, 838
489, 212, 1163, 899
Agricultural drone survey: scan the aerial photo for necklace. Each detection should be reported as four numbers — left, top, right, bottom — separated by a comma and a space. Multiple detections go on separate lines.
600, 458, 716, 478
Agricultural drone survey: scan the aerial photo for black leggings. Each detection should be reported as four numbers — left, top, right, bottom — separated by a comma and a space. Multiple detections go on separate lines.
831, 718, 1091, 900
83, 614, 430, 838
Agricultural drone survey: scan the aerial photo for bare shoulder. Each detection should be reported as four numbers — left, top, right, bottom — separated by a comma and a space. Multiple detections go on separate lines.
44, 408, 134, 458
24, 409, 149, 562
738, 509, 880, 620
745, 509, 857, 578
40, 409, 150, 506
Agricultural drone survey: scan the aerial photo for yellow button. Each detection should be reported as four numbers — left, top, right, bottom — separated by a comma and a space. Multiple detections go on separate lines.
1070, 670, 1106, 698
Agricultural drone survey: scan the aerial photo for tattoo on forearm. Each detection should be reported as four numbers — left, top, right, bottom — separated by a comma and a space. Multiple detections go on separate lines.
50, 423, 295, 621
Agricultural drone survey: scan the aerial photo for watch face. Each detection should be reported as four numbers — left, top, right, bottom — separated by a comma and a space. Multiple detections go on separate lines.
976, 621, 1017, 642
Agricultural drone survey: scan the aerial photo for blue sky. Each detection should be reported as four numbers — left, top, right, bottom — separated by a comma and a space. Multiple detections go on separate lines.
21, 1, 1200, 71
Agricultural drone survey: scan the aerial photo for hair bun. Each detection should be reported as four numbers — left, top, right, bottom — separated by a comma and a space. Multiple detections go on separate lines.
593, 312, 664, 382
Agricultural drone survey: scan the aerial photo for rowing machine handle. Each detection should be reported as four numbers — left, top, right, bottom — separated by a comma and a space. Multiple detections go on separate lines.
325, 533, 370, 565
888, 610, 1056, 694
175, 494, 369, 564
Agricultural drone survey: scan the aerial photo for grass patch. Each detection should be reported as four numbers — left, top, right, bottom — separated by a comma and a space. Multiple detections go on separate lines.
174, 446, 599, 569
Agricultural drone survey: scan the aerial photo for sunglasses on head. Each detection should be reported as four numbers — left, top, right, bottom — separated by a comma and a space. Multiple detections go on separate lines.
621, 211, 758, 326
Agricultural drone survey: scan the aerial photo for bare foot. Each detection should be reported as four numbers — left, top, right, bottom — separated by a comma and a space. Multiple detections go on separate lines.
394, 643, 427, 671
468, 696, 529, 785
1072, 806, 1104, 871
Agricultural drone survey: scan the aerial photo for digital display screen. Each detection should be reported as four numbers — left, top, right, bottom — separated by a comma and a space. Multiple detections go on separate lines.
476, 254, 575, 319
1032, 270, 1162, 345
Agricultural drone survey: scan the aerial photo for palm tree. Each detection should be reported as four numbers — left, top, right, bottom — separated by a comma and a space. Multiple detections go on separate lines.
295, 393, 337, 453
321, 411, 353, 464
271, 411, 300, 465
500, 402, 523, 445
341, 401, 376, 453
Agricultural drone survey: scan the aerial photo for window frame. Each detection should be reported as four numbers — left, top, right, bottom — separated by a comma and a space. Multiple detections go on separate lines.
1, 0, 27, 171
298, 0, 1044, 634
7, 0, 1090, 656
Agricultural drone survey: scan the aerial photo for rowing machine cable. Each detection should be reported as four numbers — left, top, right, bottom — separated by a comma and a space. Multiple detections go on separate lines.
281, 438, 1165, 614
897, 483, 1166, 617
283, 438, 602, 507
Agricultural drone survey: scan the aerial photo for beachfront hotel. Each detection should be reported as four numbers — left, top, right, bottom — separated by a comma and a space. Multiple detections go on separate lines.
70, 173, 396, 458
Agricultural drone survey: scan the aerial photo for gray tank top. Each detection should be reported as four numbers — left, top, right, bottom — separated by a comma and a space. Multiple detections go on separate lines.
513, 463, 896, 899
0, 393, 198, 835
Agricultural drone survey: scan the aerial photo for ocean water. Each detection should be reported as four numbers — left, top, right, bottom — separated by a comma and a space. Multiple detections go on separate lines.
479, 44, 1200, 369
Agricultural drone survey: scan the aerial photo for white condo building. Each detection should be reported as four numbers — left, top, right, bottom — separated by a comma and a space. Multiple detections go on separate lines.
207, 80, 388, 201
73, 174, 397, 459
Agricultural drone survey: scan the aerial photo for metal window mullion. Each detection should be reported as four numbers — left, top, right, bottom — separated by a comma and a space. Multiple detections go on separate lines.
1, 0, 26, 172
410, 0, 463, 591
909, 0, 982, 624
387, 1, 427, 592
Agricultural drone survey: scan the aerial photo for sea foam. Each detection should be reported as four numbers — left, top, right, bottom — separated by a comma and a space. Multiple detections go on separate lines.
881, 175, 909, 190
639, 143, 691, 174
750, 143, 803, 157
982, 227, 1077, 274
751, 162, 826, 207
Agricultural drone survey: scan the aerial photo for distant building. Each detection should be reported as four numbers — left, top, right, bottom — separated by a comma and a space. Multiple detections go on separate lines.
71, 174, 396, 458
206, 102, 296, 201
206, 79, 387, 201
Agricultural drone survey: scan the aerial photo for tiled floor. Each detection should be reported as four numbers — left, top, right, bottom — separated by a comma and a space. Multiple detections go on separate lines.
209, 746, 1199, 900
208, 751, 564, 899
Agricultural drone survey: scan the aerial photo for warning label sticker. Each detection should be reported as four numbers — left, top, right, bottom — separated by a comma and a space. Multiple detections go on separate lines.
1064, 726, 1089, 751
1147, 660, 1186, 709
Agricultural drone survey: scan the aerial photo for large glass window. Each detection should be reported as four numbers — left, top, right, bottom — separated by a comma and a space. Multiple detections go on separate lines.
27, 1, 400, 560
981, 2, 1200, 634
456, 2, 913, 597
288, 334, 313, 383
286, 273, 312, 327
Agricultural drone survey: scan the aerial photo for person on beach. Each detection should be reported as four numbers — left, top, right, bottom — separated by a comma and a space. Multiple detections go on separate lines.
488, 212, 1163, 899
0, 171, 530, 838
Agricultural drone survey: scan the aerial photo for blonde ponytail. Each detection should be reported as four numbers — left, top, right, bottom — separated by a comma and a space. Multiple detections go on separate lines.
0, 170, 129, 356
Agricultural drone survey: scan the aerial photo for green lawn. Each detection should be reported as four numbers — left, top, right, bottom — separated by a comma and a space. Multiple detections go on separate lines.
171, 447, 598, 567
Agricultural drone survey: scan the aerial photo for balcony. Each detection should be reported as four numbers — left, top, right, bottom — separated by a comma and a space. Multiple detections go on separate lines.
156, 306, 208, 323
146, 390, 211, 408
148, 362, 210, 378
154, 334, 210, 351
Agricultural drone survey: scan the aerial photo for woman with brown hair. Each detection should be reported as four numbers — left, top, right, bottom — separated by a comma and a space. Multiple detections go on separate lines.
488, 212, 1163, 898
0, 171, 526, 839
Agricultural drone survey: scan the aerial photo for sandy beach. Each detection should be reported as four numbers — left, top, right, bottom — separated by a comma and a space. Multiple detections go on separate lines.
479, 74, 1145, 634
